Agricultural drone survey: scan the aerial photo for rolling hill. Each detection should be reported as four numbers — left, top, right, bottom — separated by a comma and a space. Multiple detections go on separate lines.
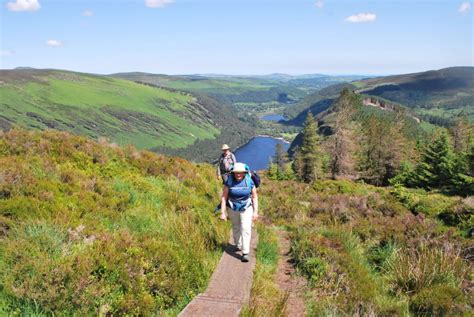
285, 67, 474, 126
0, 69, 254, 161
354, 66, 474, 121
111, 72, 365, 105
112, 72, 307, 105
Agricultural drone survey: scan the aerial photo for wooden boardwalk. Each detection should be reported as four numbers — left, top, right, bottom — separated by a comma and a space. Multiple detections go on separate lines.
179, 229, 258, 317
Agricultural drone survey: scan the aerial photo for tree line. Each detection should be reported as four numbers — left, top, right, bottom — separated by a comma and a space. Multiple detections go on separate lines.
268, 88, 473, 196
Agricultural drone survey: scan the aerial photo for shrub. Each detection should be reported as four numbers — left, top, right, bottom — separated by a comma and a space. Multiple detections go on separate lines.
366, 240, 397, 271
390, 184, 458, 217
410, 284, 467, 315
0, 130, 228, 314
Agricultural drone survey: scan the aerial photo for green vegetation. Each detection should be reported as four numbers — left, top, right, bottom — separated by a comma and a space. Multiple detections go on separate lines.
292, 112, 324, 183
258, 178, 472, 315
242, 225, 287, 317
356, 67, 474, 122
391, 129, 473, 196
112, 73, 364, 107
113, 73, 365, 141
0, 70, 220, 151
1, 67, 472, 315
0, 129, 228, 315
257, 85, 473, 314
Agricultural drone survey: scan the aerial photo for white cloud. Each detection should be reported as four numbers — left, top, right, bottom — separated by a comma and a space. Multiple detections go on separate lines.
82, 10, 93, 16
458, 1, 471, 13
145, 0, 174, 8
46, 40, 63, 47
0, 50, 14, 56
314, 1, 324, 9
345, 13, 376, 23
6, 0, 40, 11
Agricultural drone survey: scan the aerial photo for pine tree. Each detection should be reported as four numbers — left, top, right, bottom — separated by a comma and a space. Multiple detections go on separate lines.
267, 161, 279, 180
358, 115, 406, 186
274, 143, 289, 177
292, 146, 304, 180
296, 111, 322, 183
329, 88, 359, 179
450, 113, 473, 154
414, 130, 456, 189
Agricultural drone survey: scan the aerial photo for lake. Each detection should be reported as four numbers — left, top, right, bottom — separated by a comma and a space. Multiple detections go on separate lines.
260, 114, 287, 122
234, 136, 290, 171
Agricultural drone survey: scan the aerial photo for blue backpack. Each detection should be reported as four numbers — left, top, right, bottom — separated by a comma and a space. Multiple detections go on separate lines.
239, 163, 261, 188
214, 164, 260, 213
250, 170, 261, 188
225, 170, 254, 212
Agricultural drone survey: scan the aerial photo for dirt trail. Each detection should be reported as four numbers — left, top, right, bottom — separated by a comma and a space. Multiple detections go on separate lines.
275, 230, 307, 317
179, 228, 258, 317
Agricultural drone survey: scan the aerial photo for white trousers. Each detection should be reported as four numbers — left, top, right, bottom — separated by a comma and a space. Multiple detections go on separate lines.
228, 205, 253, 254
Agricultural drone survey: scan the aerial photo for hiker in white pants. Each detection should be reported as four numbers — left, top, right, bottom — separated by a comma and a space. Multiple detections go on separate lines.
219, 162, 259, 262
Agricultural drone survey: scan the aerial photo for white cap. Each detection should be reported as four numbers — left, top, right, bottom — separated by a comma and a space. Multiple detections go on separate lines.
232, 162, 247, 173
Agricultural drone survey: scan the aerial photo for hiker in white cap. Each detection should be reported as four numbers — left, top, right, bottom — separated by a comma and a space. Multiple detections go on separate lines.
216, 144, 236, 184
219, 162, 258, 262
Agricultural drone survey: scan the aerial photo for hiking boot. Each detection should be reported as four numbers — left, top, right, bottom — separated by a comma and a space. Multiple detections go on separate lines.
241, 254, 249, 262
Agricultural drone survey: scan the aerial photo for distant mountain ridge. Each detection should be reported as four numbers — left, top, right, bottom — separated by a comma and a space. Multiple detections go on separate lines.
111, 72, 366, 105
354, 66, 474, 121
285, 67, 474, 125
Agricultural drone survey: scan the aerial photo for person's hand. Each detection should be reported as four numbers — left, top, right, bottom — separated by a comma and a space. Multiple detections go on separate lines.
219, 213, 227, 221
252, 213, 258, 221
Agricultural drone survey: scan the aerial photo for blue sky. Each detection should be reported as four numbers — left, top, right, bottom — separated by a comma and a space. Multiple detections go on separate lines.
0, 0, 472, 75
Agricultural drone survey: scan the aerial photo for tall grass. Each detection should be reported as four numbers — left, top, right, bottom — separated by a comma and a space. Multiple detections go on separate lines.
242, 225, 288, 317
0, 129, 228, 315
384, 244, 468, 294
258, 178, 472, 315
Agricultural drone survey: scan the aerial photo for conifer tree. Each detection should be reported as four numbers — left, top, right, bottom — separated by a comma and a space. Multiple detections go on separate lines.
274, 143, 289, 176
329, 88, 359, 179
295, 111, 322, 183
450, 113, 473, 154
267, 161, 279, 180
292, 146, 304, 180
358, 115, 406, 185
414, 130, 455, 189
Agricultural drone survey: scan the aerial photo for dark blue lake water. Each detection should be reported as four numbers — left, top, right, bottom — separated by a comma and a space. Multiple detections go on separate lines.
260, 114, 287, 122
234, 136, 290, 171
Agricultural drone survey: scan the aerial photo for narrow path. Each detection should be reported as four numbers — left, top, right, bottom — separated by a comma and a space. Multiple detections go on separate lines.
275, 230, 307, 317
179, 228, 258, 317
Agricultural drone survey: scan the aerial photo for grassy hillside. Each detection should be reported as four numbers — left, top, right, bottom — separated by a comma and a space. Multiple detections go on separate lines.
0, 129, 228, 315
257, 178, 473, 315
0, 69, 221, 150
354, 67, 474, 121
